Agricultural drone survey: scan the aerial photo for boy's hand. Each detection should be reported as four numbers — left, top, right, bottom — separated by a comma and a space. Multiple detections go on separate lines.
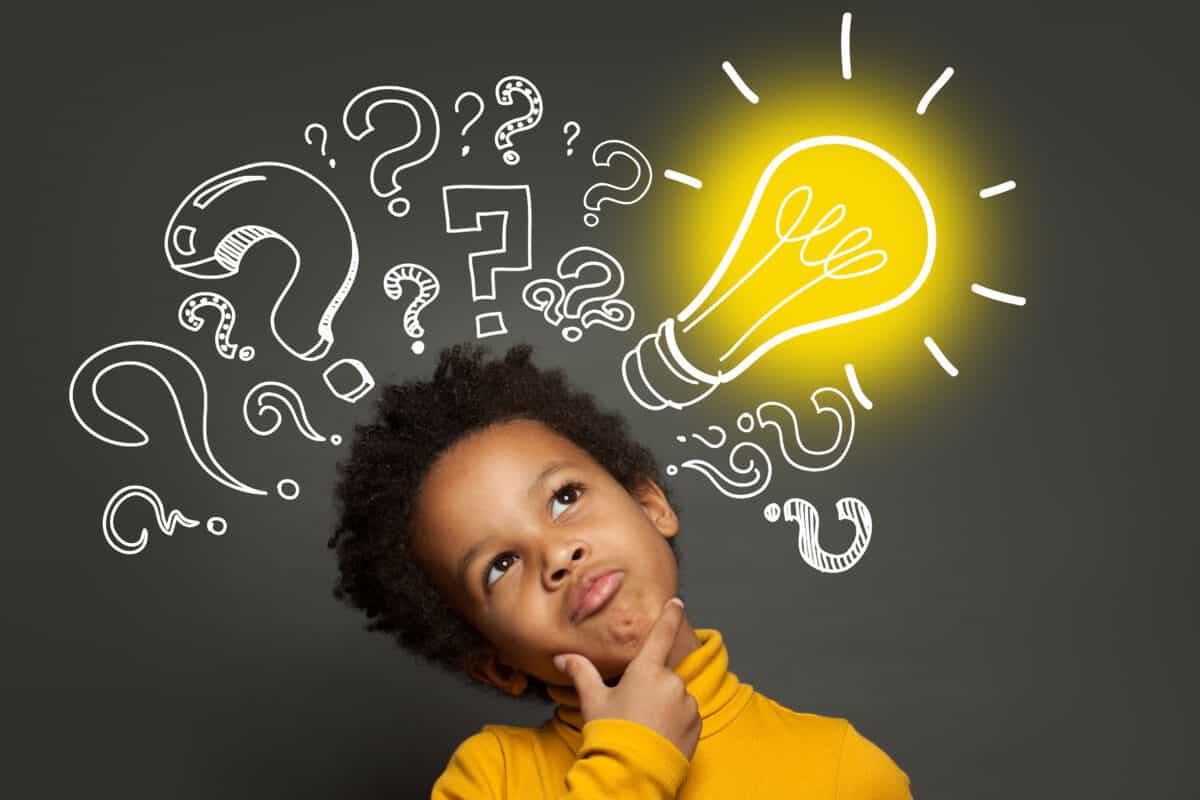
554, 597, 701, 761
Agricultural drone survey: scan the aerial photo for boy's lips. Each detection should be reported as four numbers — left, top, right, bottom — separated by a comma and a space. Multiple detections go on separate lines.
569, 569, 624, 623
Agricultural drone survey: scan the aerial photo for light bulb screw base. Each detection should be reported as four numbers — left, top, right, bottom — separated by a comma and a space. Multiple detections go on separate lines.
621, 318, 722, 411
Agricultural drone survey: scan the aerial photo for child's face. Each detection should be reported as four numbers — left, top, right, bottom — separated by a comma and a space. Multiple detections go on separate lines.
410, 417, 683, 694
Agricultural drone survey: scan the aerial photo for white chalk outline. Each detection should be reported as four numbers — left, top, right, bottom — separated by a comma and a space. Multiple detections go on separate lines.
917, 67, 954, 115
583, 140, 654, 227
979, 180, 1016, 198
721, 60, 760, 104
103, 485, 199, 556
164, 161, 360, 363
664, 169, 703, 189
242, 380, 331, 443
672, 440, 773, 500
68, 340, 267, 495
322, 358, 375, 404
442, 185, 533, 338
342, 85, 441, 216
454, 91, 485, 157
841, 13, 853, 79
923, 335, 959, 376
783, 496, 873, 573
177, 291, 254, 361
971, 283, 1026, 306
493, 76, 544, 165
844, 363, 873, 410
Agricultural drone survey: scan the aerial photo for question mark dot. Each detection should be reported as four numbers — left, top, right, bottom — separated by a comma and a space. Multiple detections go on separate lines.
584, 213, 599, 227
503, 151, 520, 166
207, 516, 229, 536
763, 503, 781, 523
238, 346, 255, 361
666, 464, 679, 476
277, 479, 300, 500
460, 145, 470, 157
330, 434, 343, 446
737, 412, 754, 433
329, 158, 336, 168
411, 340, 425, 355
388, 198, 412, 218
563, 327, 582, 343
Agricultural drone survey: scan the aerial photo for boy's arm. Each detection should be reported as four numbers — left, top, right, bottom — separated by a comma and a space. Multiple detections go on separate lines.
430, 721, 690, 799
834, 722, 912, 800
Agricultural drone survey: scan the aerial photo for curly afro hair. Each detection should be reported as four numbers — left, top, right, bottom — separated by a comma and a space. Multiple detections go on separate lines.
326, 341, 682, 705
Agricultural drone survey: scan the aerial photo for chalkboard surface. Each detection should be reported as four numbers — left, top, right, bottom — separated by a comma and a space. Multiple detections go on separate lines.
10, 1, 1195, 797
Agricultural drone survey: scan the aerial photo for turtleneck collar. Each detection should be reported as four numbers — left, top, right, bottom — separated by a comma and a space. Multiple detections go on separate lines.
546, 628, 754, 751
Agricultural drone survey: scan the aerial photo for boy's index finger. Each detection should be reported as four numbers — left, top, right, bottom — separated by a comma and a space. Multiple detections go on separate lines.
631, 598, 685, 668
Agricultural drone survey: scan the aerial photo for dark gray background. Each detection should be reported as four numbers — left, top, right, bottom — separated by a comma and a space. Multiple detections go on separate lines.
9, 1, 1196, 797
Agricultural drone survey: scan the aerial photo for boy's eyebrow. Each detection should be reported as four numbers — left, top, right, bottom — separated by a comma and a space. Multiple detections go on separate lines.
456, 459, 576, 588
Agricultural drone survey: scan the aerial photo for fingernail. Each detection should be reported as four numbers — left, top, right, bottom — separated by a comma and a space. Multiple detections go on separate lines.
553, 655, 567, 671
670, 597, 684, 609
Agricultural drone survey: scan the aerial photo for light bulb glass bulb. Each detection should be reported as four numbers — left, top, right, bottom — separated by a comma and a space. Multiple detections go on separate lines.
624, 135, 935, 410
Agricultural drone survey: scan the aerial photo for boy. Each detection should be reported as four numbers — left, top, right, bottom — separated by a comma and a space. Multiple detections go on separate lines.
328, 342, 911, 798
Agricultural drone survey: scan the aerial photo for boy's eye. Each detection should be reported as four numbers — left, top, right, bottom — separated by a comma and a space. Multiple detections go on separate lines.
483, 481, 585, 590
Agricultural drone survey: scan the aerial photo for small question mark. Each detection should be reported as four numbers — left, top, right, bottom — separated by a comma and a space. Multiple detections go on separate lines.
243, 380, 341, 446
68, 340, 268, 496
342, 85, 441, 217
454, 91, 485, 157
494, 75, 543, 165
102, 484, 227, 556
382, 263, 441, 354
521, 246, 634, 342
303, 123, 336, 168
164, 162, 360, 363
177, 291, 255, 361
666, 440, 774, 500
583, 139, 653, 227
764, 497, 873, 573
563, 121, 581, 156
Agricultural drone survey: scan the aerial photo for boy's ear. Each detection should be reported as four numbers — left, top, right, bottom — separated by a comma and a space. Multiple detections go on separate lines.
466, 650, 529, 697
634, 478, 679, 539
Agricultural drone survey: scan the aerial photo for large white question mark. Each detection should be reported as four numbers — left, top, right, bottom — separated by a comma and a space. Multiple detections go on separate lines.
342, 85, 441, 218
164, 161, 360, 363
454, 91, 485, 157
583, 139, 653, 227
493, 75, 543, 165
303, 123, 336, 168
383, 263, 441, 354
68, 340, 269, 496
563, 121, 581, 156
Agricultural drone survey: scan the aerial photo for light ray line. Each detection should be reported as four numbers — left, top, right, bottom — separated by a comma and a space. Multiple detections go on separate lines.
664, 169, 703, 189
844, 363, 873, 410
980, 180, 1016, 198
841, 13, 853, 79
917, 67, 954, 114
971, 283, 1027, 306
923, 336, 958, 377
721, 61, 760, 104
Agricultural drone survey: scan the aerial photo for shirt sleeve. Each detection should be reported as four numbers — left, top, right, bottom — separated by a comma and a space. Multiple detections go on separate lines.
562, 719, 690, 798
430, 729, 505, 800
835, 722, 912, 800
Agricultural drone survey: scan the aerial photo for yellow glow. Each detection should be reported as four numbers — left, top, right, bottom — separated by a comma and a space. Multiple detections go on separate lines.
636, 63, 1002, 415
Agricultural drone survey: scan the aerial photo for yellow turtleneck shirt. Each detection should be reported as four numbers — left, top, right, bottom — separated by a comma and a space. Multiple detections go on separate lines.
431, 628, 911, 798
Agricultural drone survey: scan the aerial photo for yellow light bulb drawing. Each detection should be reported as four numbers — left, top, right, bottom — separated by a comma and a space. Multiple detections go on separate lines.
622, 135, 936, 411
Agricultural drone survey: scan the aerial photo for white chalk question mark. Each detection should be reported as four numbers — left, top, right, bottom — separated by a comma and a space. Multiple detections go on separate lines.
454, 91, 485, 157
563, 121, 581, 156
494, 75, 543, 165
242, 380, 341, 446
303, 123, 336, 168
342, 85, 441, 218
383, 263, 441, 354
583, 139, 653, 227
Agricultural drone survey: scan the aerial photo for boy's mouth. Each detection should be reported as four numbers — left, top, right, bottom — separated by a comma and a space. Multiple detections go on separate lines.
569, 569, 624, 623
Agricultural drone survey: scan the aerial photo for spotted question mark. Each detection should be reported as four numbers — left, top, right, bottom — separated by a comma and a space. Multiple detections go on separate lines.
383, 263, 441, 354
563, 121, 581, 156
177, 291, 254, 361
303, 123, 336, 168
454, 91, 485, 157
342, 85, 441, 218
493, 75, 543, 165
583, 139, 653, 227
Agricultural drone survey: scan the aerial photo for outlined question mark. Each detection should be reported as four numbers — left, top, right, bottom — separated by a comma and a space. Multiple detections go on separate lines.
563, 121, 581, 156
164, 161, 360, 363
303, 123, 336, 168
68, 340, 269, 496
521, 246, 634, 342
454, 91, 485, 157
242, 380, 341, 446
177, 291, 254, 361
102, 484, 227, 556
583, 139, 653, 227
342, 85, 441, 217
493, 75, 543, 165
383, 263, 441, 354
